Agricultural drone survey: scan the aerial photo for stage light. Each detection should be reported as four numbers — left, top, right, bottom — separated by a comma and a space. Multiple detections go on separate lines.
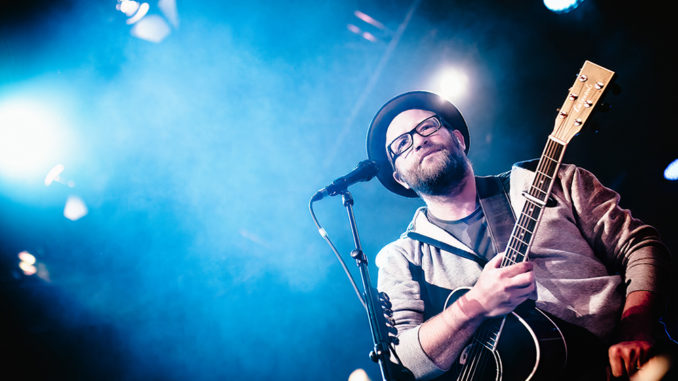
18, 251, 37, 276
64, 195, 88, 221
348, 368, 370, 381
430, 67, 469, 103
354, 10, 385, 30
131, 15, 171, 42
543, 0, 584, 13
0, 98, 67, 182
18, 251, 36, 265
118, 0, 141, 17
116, 0, 178, 43
19, 262, 37, 276
116, 0, 149, 24
347, 9, 387, 43
664, 158, 678, 181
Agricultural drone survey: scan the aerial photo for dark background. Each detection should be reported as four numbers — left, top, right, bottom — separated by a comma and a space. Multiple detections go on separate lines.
1, 0, 676, 379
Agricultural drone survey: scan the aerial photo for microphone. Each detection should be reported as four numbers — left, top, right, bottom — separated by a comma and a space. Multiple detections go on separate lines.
312, 160, 379, 201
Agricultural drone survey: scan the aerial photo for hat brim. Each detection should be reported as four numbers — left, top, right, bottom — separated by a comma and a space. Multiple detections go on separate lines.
366, 91, 470, 198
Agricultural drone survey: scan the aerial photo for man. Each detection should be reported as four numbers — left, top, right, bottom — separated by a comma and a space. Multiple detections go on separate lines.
366, 91, 671, 380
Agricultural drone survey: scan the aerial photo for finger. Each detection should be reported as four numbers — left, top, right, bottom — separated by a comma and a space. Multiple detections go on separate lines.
501, 261, 534, 278
486, 253, 505, 269
530, 286, 538, 300
623, 347, 636, 375
487, 253, 504, 269
506, 271, 535, 289
638, 343, 651, 365
505, 289, 535, 307
609, 347, 625, 377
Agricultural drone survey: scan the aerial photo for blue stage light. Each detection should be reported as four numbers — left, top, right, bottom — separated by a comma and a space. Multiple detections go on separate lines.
543, 0, 584, 13
0, 98, 69, 182
664, 158, 678, 181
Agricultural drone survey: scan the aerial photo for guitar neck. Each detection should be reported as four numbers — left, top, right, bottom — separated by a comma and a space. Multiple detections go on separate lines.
499, 60, 614, 268
501, 136, 566, 267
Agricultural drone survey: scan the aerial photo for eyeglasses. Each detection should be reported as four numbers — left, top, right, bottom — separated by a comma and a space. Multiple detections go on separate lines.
387, 115, 444, 161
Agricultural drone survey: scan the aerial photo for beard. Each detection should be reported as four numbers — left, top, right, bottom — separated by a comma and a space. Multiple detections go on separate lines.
398, 145, 470, 196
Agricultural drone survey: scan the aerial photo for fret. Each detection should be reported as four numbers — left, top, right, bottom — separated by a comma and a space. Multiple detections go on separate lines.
473, 337, 495, 352
523, 205, 543, 224
519, 212, 537, 223
529, 185, 548, 198
501, 253, 518, 266
510, 234, 530, 247
542, 144, 564, 163
474, 319, 504, 350
503, 249, 524, 265
535, 170, 553, 181
517, 214, 538, 233
509, 240, 529, 254
536, 166, 555, 181
513, 225, 534, 242
541, 153, 559, 165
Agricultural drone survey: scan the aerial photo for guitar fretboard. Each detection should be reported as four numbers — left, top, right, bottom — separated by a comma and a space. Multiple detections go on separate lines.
501, 137, 565, 267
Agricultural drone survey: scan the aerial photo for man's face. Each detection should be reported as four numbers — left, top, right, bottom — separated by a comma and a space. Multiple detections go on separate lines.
385, 109, 470, 196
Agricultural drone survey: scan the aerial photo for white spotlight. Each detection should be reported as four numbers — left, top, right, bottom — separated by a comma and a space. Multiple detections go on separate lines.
348, 368, 370, 381
544, 0, 584, 13
64, 195, 88, 221
664, 158, 678, 181
431, 68, 469, 104
0, 98, 67, 181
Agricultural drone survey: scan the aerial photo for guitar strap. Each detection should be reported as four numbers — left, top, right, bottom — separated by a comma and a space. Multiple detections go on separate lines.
406, 173, 516, 267
475, 173, 516, 255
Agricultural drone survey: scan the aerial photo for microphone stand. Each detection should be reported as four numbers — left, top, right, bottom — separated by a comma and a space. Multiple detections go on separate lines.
340, 190, 410, 381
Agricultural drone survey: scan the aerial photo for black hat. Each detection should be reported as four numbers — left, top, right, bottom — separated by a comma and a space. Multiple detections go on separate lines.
366, 91, 470, 198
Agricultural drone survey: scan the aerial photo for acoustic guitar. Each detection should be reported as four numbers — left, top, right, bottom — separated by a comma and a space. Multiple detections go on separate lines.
441, 60, 615, 380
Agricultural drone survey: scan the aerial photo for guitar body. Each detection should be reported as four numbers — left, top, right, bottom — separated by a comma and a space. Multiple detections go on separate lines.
438, 288, 567, 381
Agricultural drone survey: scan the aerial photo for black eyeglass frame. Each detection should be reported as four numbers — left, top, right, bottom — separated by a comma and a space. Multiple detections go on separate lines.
387, 115, 445, 162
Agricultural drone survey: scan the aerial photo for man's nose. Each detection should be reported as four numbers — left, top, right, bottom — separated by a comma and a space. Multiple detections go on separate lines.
412, 132, 431, 151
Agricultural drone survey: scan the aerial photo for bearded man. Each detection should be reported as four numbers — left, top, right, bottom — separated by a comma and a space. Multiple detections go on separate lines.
366, 91, 671, 380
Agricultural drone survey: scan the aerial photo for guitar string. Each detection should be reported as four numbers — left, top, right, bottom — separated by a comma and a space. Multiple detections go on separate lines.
459, 326, 487, 380
460, 321, 495, 381
459, 318, 503, 380
470, 332, 497, 381
460, 338, 485, 381
470, 347, 492, 381
501, 139, 563, 268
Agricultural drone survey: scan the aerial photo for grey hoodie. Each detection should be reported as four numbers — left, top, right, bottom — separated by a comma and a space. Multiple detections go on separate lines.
375, 161, 670, 380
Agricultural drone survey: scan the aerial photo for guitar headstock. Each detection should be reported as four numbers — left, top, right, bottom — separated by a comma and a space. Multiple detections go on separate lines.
551, 61, 615, 143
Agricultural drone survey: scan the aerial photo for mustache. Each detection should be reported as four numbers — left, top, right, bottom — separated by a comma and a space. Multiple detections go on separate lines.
417, 145, 448, 163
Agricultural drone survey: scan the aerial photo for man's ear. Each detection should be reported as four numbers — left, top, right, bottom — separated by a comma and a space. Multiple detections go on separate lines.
392, 170, 411, 190
452, 129, 466, 151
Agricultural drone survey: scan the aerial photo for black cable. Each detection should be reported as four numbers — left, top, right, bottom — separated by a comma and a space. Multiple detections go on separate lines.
308, 197, 366, 310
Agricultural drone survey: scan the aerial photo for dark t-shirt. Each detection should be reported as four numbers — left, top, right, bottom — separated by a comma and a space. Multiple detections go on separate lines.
426, 206, 496, 261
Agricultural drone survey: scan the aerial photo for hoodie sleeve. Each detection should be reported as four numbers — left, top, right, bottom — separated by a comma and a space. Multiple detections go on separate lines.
562, 164, 671, 297
375, 242, 446, 380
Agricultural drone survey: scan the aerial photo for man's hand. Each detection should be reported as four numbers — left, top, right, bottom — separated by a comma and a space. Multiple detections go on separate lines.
608, 290, 660, 378
461, 253, 536, 319
608, 339, 653, 378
